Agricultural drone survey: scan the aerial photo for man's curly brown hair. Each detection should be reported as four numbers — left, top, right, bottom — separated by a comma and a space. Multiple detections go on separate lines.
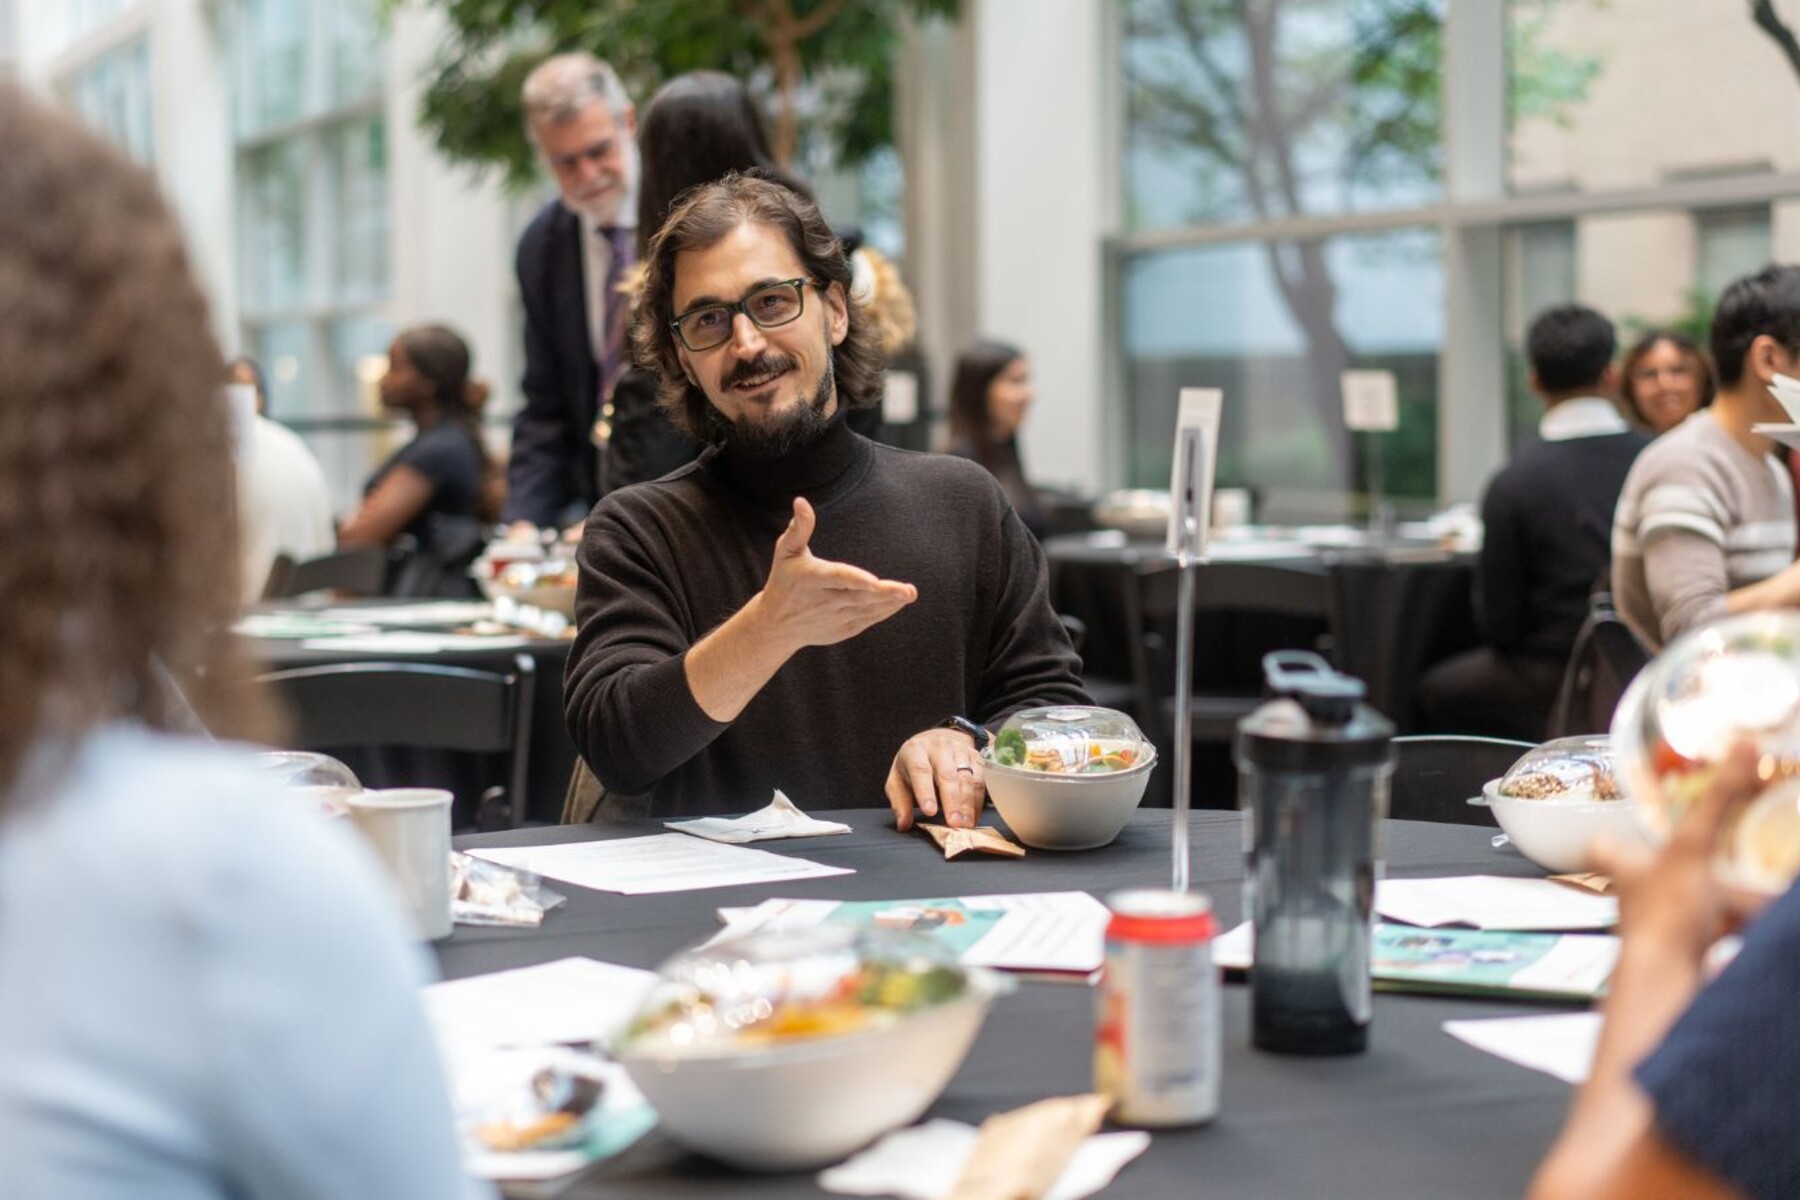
0, 86, 267, 808
631, 172, 887, 443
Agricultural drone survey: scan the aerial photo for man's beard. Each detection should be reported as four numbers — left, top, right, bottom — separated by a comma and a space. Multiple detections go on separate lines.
714, 356, 836, 458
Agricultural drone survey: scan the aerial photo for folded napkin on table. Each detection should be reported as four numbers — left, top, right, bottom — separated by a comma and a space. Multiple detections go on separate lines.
665, 790, 852, 844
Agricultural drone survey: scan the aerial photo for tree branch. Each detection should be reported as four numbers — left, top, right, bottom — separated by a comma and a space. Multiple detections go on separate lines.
1751, 0, 1800, 87
791, 0, 847, 42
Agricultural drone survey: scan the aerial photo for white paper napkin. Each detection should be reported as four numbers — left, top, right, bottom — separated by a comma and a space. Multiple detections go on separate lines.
818, 1118, 1150, 1200
1444, 1012, 1601, 1084
664, 790, 852, 843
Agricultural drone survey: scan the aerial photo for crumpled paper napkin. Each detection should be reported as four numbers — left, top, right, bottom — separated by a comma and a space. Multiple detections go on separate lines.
818, 1117, 1149, 1200
664, 790, 852, 843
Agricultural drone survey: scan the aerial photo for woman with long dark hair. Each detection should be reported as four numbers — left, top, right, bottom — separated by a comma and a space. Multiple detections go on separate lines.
944, 340, 1049, 539
0, 85, 480, 1197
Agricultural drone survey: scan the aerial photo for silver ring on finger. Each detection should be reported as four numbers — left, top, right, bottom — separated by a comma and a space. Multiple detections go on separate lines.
955, 765, 975, 775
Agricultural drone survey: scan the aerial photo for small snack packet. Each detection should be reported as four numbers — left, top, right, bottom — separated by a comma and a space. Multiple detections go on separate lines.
919, 823, 1025, 859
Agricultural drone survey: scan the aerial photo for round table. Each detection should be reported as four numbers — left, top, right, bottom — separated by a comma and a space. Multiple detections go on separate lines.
447, 808, 1579, 1198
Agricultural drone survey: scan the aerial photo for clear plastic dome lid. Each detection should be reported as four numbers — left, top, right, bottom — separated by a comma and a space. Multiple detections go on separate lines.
1613, 612, 1800, 892
252, 751, 360, 817
616, 926, 975, 1059
1495, 735, 1623, 802
984, 705, 1153, 775
253, 750, 360, 790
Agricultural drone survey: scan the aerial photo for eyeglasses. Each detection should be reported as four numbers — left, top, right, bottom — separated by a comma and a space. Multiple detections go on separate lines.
671, 278, 814, 352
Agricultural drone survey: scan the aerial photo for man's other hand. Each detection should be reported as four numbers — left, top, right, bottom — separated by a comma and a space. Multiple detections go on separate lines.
887, 727, 987, 832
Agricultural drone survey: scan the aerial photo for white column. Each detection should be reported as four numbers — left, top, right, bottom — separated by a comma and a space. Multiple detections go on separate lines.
1439, 0, 1508, 504
386, 6, 527, 426
971, 0, 1108, 494
153, 0, 237, 346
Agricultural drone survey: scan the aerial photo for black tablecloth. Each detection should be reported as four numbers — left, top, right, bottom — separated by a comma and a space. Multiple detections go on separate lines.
445, 810, 1576, 1199
242, 613, 576, 824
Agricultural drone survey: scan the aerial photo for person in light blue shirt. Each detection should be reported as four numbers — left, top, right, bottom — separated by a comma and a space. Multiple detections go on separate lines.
0, 84, 487, 1200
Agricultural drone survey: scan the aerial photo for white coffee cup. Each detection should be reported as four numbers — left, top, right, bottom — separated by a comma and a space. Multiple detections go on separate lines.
347, 788, 454, 940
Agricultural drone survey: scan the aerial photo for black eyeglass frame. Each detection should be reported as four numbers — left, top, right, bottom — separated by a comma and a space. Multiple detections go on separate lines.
670, 278, 816, 353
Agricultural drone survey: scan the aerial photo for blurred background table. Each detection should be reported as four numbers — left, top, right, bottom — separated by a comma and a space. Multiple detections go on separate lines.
445, 809, 1576, 1199
1044, 528, 1477, 729
238, 599, 576, 825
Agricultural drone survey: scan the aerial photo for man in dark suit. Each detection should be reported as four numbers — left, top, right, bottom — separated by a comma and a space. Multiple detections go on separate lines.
505, 53, 639, 529
1418, 304, 1651, 740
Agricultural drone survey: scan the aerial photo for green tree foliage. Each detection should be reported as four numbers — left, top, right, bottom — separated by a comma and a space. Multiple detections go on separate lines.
400, 0, 958, 191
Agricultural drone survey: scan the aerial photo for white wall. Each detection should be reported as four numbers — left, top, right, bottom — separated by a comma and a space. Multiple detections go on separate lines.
385, 5, 524, 427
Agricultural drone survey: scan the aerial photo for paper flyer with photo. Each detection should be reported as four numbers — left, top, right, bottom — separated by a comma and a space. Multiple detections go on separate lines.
714, 892, 1109, 977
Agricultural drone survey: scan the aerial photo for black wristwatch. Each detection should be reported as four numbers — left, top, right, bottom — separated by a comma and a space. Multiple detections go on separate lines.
938, 715, 989, 751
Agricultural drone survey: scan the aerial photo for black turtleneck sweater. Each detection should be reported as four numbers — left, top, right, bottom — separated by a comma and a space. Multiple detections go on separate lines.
563, 415, 1090, 817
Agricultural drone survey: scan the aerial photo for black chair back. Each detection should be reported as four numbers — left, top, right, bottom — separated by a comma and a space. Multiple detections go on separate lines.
1549, 594, 1651, 738
1130, 559, 1334, 746
268, 548, 390, 599
259, 655, 535, 828
1389, 734, 1534, 825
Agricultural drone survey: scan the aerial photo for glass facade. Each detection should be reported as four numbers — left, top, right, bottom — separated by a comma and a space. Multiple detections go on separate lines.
1115, 0, 1800, 507
62, 34, 153, 164
232, 0, 390, 505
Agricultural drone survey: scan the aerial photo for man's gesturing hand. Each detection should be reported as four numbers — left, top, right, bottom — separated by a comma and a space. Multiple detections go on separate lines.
887, 728, 987, 832
759, 497, 917, 648
683, 497, 916, 724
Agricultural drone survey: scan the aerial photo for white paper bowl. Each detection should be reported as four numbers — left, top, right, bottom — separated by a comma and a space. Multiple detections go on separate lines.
616, 972, 1002, 1170
1479, 779, 1648, 873
982, 743, 1157, 851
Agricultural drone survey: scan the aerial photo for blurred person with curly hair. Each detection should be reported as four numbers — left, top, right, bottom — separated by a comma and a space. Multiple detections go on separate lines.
0, 86, 486, 1199
561, 174, 1087, 826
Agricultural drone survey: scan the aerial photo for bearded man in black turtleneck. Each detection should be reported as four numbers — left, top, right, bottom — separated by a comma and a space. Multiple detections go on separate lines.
562, 175, 1090, 826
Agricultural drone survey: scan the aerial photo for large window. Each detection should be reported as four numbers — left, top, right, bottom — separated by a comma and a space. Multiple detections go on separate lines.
1113, 0, 1800, 508
61, 34, 153, 164
1122, 229, 1442, 516
231, 0, 393, 509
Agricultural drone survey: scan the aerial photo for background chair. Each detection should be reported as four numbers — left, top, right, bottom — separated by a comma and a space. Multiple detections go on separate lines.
263, 547, 391, 600
1128, 558, 1334, 805
259, 655, 535, 830
1388, 734, 1534, 825
1548, 593, 1651, 738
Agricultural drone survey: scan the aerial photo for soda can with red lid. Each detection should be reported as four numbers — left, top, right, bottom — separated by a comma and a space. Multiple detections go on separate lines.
1094, 887, 1221, 1127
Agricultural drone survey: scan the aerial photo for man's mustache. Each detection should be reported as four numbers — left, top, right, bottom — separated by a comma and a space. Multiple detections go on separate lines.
723, 354, 797, 390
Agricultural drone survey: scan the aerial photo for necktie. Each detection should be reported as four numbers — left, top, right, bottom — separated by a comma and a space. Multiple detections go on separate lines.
597, 226, 635, 413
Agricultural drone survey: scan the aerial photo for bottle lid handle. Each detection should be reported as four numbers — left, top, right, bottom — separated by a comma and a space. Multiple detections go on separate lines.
1261, 650, 1365, 726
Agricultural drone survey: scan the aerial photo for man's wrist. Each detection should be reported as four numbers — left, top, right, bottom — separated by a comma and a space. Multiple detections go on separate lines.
937, 715, 989, 751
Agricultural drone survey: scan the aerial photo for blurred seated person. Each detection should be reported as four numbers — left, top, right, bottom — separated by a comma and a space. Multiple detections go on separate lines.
0, 85, 483, 1198
226, 355, 334, 604
340, 324, 497, 595
1620, 328, 1714, 435
563, 176, 1087, 826
943, 340, 1049, 540
1530, 744, 1799, 1200
1419, 305, 1649, 740
1614, 265, 1800, 650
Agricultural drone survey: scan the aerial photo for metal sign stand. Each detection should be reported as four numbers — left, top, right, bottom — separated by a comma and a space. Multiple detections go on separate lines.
1364, 432, 1391, 540
1169, 425, 1205, 894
